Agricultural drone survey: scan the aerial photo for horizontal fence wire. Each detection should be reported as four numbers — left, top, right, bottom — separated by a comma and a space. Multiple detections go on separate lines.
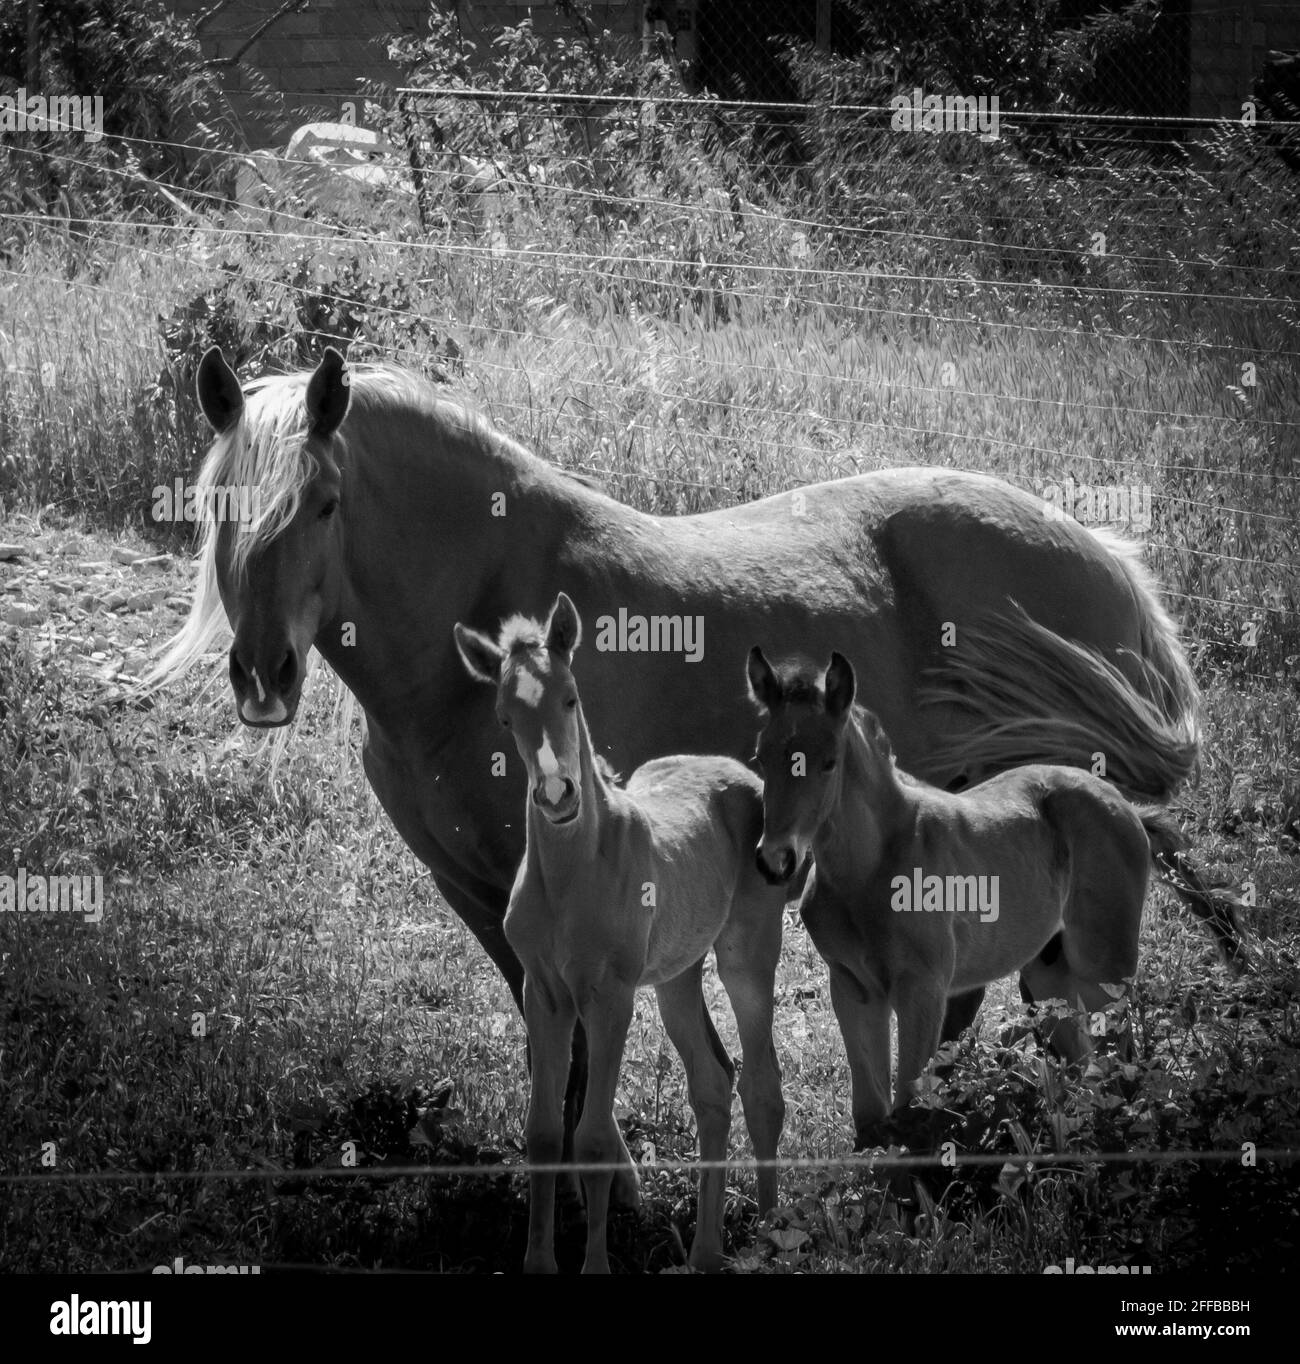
4, 93, 1296, 648
2, 1146, 1296, 1187
398, 85, 1300, 133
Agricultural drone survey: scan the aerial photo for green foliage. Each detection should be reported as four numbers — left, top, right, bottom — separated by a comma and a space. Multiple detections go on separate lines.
828, 0, 1162, 109
0, 0, 224, 239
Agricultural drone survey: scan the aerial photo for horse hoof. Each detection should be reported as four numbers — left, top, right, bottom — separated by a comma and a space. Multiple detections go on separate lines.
523, 1255, 559, 1275
687, 1249, 725, 1274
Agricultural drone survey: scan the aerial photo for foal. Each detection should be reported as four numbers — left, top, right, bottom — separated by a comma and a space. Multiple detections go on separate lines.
748, 646, 1182, 1144
455, 593, 787, 1273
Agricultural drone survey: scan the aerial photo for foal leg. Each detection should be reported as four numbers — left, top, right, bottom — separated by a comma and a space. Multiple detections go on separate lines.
827, 964, 892, 1147
521, 974, 577, 1274
564, 1023, 640, 1210
940, 985, 985, 1043
892, 974, 950, 1111
715, 906, 785, 1217
656, 962, 737, 1272
574, 983, 637, 1275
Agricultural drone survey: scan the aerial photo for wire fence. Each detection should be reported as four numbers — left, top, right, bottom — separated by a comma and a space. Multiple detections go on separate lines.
2, 86, 1298, 670
3, 1144, 1296, 1188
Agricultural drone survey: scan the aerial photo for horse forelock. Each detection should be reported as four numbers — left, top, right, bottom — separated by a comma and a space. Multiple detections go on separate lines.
496, 614, 548, 659
207, 378, 315, 582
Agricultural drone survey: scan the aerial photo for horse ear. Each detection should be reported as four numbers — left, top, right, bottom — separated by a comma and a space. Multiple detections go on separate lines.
305, 346, 351, 438
195, 347, 244, 433
747, 646, 782, 710
546, 592, 582, 660
824, 651, 856, 717
454, 622, 504, 685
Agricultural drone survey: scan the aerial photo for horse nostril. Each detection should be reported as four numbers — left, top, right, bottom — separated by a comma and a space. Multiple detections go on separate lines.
780, 850, 795, 880
562, 778, 576, 801
229, 646, 248, 690
275, 648, 297, 694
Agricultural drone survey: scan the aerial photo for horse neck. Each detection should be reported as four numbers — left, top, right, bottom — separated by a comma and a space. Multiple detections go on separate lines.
523, 702, 619, 894
815, 713, 911, 885
315, 397, 602, 736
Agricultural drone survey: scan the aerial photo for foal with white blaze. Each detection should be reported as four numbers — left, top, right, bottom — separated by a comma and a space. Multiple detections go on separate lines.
748, 647, 1191, 1146
455, 593, 787, 1273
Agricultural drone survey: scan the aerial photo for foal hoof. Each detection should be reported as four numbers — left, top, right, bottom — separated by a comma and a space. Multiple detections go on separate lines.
687, 1247, 725, 1274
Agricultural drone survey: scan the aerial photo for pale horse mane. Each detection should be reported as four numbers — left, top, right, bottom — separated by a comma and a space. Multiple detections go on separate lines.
138, 362, 533, 772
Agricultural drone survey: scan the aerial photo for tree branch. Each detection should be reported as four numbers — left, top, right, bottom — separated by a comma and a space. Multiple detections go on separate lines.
205, 0, 311, 69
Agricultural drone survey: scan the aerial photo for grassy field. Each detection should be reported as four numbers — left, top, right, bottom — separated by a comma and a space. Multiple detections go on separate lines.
1, 104, 1298, 1273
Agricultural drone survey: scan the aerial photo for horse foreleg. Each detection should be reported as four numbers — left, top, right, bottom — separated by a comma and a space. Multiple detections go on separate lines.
892, 974, 949, 1111
939, 985, 985, 1043
521, 974, 576, 1274
575, 985, 637, 1275
828, 965, 892, 1148
715, 904, 785, 1218
656, 962, 736, 1273
564, 1022, 639, 1210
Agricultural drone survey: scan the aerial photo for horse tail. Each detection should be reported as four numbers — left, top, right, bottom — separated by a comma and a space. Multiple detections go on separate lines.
1136, 805, 1248, 974
1092, 528, 1202, 764
919, 600, 1199, 803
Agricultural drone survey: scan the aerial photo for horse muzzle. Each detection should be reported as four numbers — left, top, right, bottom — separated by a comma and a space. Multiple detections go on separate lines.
532, 777, 579, 826
756, 840, 799, 885
230, 643, 301, 727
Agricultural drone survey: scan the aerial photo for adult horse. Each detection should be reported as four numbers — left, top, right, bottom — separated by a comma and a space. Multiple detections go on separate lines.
151, 346, 1203, 1151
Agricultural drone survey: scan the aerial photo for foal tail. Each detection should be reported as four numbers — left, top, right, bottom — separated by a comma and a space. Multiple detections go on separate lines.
919, 601, 1198, 802
1136, 805, 1248, 974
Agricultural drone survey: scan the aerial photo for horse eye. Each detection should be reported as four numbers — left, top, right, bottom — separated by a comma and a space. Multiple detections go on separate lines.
565, 696, 577, 710
822, 758, 837, 772
499, 715, 511, 729
320, 498, 339, 519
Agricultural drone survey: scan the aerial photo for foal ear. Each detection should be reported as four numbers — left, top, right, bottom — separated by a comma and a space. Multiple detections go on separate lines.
545, 592, 582, 660
195, 347, 244, 433
305, 346, 351, 439
824, 651, 856, 718
453, 622, 505, 685
746, 645, 782, 710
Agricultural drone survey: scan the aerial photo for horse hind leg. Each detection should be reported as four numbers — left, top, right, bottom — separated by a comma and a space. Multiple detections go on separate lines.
1023, 806, 1149, 1063
656, 961, 736, 1273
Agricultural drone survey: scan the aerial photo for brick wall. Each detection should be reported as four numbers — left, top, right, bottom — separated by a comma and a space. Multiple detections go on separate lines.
1188, 1, 1300, 119
168, 0, 645, 146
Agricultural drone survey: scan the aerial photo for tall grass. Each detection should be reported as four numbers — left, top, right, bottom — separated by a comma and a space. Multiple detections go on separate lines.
1, 85, 1298, 1273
